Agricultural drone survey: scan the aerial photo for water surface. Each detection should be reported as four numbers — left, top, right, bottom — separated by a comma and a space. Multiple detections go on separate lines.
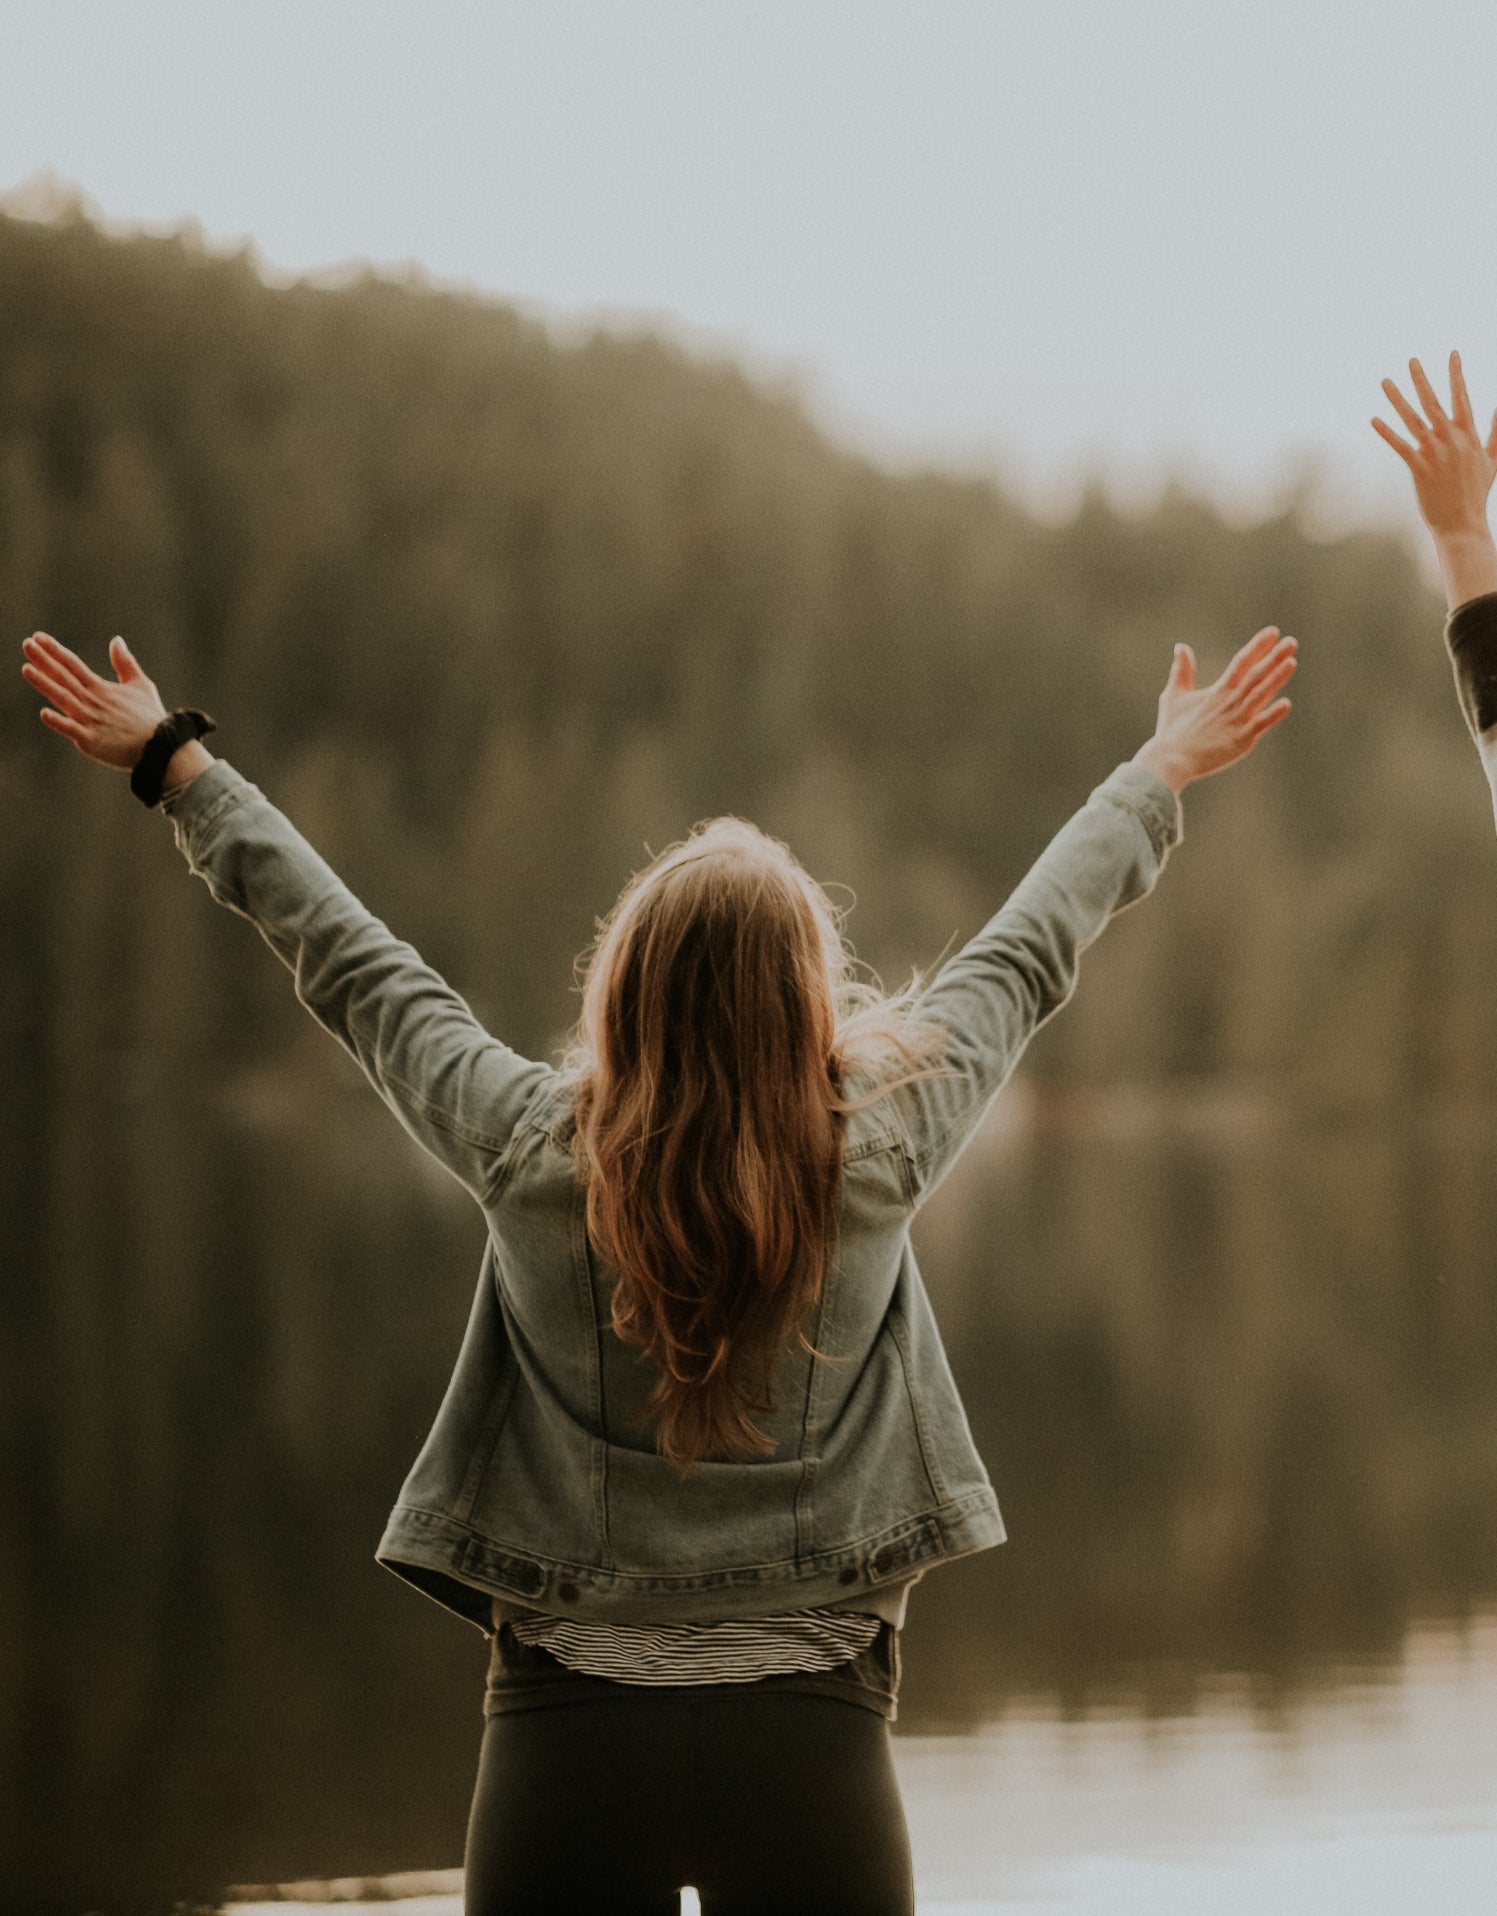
8, 1096, 1496, 1910
898, 1613, 1497, 1913
228, 1619, 1497, 1913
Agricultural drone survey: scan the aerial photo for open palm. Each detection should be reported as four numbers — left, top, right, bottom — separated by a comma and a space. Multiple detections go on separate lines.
1135, 626, 1297, 792
20, 632, 167, 768
1373, 351, 1497, 538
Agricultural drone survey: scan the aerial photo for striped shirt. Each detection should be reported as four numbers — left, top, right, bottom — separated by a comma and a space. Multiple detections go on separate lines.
510, 1606, 883, 1683
497, 1574, 918, 1685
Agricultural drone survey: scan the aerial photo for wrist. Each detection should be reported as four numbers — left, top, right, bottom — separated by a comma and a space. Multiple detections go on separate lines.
162, 738, 214, 794
130, 709, 217, 807
1132, 739, 1192, 795
1431, 525, 1497, 612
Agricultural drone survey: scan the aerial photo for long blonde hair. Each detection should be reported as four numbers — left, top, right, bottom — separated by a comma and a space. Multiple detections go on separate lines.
567, 817, 947, 1469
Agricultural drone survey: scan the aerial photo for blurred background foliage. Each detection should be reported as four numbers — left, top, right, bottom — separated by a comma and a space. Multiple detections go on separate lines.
6, 206, 1496, 1096
3, 207, 1496, 1910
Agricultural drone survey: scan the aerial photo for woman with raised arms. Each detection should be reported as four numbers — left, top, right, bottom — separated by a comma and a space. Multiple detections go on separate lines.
21, 614, 1293, 1914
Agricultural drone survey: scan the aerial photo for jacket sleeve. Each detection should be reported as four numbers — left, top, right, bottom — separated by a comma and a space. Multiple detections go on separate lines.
1445, 591, 1497, 832
163, 760, 554, 1200
894, 761, 1181, 1204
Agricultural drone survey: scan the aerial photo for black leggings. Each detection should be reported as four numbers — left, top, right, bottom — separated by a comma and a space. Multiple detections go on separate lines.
464, 1687, 915, 1916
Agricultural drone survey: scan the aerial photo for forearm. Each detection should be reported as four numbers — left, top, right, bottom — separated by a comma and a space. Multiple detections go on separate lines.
163, 761, 552, 1194
936, 764, 1182, 1048
900, 762, 1181, 1197
1432, 527, 1497, 614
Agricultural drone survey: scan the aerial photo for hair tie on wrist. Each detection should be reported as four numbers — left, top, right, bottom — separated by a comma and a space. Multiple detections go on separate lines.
131, 708, 217, 808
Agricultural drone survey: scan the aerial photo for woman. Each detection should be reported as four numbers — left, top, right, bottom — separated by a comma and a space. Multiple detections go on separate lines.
1373, 350, 1497, 818
21, 620, 1294, 1915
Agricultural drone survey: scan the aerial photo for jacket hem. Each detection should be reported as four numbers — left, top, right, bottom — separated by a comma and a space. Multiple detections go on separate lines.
374, 1489, 1004, 1630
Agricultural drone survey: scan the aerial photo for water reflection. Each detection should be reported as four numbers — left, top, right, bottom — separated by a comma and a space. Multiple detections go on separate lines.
7, 1076, 1497, 1911
897, 1613, 1497, 1913
903, 1091, 1497, 1728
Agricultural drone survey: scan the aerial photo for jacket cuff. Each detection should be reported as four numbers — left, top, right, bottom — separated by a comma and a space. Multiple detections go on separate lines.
1444, 592, 1497, 739
1092, 761, 1184, 860
159, 758, 254, 842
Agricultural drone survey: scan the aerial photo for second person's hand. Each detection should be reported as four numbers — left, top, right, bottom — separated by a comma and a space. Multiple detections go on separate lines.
1373, 351, 1496, 540
1372, 351, 1497, 612
1132, 627, 1296, 794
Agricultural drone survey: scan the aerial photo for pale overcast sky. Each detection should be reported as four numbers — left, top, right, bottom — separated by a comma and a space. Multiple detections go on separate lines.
2, 0, 1494, 529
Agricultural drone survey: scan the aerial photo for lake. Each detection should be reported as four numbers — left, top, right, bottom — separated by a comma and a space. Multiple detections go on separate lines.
7, 1090, 1496, 1912
897, 1611, 1497, 1913
225, 1616, 1497, 1913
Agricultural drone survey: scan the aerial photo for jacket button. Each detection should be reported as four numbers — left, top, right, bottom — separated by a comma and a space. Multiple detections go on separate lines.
514, 1563, 543, 1595
838, 1566, 859, 1585
557, 1581, 580, 1603
872, 1547, 894, 1574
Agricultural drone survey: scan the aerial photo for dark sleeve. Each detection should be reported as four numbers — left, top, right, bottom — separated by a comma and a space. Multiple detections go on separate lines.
1446, 591, 1497, 742
1445, 593, 1497, 830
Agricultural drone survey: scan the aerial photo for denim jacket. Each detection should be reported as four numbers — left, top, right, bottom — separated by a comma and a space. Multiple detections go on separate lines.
165, 757, 1181, 1629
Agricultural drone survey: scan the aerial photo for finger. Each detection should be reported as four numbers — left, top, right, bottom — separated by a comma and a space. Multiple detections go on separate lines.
1244, 631, 1297, 663
1381, 378, 1430, 440
22, 631, 94, 691
1409, 358, 1450, 429
38, 706, 89, 744
20, 660, 93, 714
28, 632, 103, 693
1248, 698, 1292, 739
1487, 410, 1497, 461
1222, 626, 1281, 688
1243, 643, 1299, 689
25, 631, 96, 688
1237, 643, 1299, 705
109, 635, 146, 684
1234, 634, 1297, 689
1168, 643, 1196, 693
1450, 350, 1477, 433
1239, 657, 1299, 712
1371, 416, 1421, 468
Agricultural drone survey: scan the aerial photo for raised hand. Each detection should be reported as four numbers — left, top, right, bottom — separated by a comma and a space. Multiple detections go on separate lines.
1373, 351, 1497, 539
1132, 626, 1296, 794
20, 631, 167, 768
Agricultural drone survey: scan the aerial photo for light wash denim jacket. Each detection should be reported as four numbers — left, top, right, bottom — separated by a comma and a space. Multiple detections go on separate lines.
165, 757, 1181, 1629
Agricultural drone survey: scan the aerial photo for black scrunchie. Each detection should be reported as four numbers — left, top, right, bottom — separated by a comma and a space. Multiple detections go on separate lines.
130, 708, 217, 808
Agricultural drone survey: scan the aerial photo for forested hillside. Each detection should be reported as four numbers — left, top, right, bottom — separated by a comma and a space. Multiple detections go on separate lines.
5, 203, 1494, 1124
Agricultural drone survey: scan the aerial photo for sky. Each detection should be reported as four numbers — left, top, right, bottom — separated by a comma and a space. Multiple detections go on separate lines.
2, 0, 1495, 532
